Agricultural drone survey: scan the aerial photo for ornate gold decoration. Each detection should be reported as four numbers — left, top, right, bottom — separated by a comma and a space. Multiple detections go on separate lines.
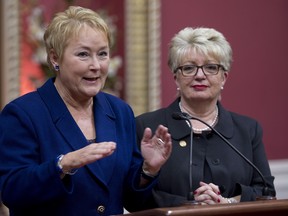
0, 0, 20, 108
125, 0, 161, 116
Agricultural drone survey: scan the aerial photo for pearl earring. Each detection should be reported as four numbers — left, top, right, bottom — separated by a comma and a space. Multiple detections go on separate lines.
221, 86, 224, 90
177, 87, 180, 91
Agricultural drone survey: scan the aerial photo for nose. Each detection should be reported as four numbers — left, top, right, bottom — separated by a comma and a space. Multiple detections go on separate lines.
195, 67, 206, 77
90, 56, 101, 69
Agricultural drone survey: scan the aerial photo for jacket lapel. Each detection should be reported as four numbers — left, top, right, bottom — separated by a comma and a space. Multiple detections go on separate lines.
165, 99, 234, 141
214, 102, 234, 139
90, 93, 117, 185
165, 99, 191, 141
38, 78, 89, 151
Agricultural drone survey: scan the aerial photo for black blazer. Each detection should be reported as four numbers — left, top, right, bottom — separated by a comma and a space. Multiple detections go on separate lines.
136, 98, 275, 208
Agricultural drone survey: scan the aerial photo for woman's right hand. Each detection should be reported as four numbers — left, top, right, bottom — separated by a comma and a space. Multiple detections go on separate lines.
59, 142, 117, 172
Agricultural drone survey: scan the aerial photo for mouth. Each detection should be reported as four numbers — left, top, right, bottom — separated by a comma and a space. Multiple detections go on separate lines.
192, 85, 208, 90
83, 77, 99, 82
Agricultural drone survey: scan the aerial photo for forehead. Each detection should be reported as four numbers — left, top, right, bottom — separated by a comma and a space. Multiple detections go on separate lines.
67, 25, 108, 47
180, 49, 218, 64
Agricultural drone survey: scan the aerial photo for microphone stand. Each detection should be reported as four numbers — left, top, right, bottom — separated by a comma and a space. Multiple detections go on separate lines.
182, 118, 200, 205
173, 112, 276, 201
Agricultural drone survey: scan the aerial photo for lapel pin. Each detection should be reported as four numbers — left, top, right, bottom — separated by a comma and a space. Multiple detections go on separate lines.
179, 140, 187, 147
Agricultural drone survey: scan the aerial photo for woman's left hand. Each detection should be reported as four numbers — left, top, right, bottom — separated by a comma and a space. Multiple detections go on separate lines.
140, 125, 172, 175
194, 181, 223, 205
194, 181, 240, 205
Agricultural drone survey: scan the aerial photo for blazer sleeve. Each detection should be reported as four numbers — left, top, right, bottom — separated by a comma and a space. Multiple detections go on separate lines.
0, 102, 72, 208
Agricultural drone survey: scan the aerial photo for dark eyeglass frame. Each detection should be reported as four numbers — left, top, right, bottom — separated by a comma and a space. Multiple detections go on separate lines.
175, 64, 226, 77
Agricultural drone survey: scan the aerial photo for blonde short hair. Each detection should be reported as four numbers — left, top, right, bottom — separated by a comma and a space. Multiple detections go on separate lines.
168, 27, 233, 73
44, 6, 112, 70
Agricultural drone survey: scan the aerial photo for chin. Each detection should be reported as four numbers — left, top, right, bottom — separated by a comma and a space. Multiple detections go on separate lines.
84, 89, 101, 97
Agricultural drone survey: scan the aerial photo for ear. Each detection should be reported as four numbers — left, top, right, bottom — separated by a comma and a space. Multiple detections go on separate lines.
49, 49, 59, 67
173, 73, 177, 80
221, 72, 228, 87
174, 73, 180, 89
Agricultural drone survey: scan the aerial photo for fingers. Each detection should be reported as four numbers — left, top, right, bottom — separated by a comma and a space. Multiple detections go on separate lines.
155, 125, 171, 144
194, 181, 222, 204
64, 142, 117, 169
87, 142, 116, 159
140, 125, 172, 171
198, 181, 221, 195
153, 125, 172, 156
154, 138, 164, 146
142, 127, 153, 143
194, 190, 220, 204
142, 125, 172, 149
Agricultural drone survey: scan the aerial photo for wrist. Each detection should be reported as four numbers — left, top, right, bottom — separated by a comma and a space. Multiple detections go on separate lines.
141, 168, 159, 181
56, 154, 78, 175
141, 162, 159, 181
142, 162, 159, 177
226, 197, 238, 204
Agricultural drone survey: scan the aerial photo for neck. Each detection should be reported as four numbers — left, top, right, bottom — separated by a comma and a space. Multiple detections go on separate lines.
180, 99, 217, 117
54, 81, 93, 112
179, 101, 218, 132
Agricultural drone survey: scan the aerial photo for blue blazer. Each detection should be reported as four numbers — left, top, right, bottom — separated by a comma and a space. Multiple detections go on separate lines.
136, 98, 275, 208
0, 78, 156, 216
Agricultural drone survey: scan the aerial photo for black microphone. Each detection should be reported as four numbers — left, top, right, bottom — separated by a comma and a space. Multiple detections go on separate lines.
172, 112, 225, 204
172, 112, 275, 200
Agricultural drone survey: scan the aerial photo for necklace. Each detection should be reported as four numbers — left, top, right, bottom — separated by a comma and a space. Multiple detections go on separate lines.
179, 102, 218, 132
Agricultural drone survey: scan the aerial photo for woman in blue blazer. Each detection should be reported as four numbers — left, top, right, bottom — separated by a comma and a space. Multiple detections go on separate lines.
0, 6, 172, 216
136, 27, 275, 208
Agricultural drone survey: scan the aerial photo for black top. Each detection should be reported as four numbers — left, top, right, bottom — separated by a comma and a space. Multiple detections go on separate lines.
136, 98, 275, 208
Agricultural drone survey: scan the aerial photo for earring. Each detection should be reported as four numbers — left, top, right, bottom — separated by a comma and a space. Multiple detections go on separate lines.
54, 65, 59, 71
221, 86, 224, 90
177, 87, 180, 91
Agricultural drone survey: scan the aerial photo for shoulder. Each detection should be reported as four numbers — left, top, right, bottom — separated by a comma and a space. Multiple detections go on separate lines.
97, 92, 130, 109
136, 108, 167, 121
96, 92, 134, 117
229, 111, 260, 127
217, 103, 263, 139
2, 91, 41, 114
221, 106, 263, 138
219, 103, 260, 126
136, 98, 179, 121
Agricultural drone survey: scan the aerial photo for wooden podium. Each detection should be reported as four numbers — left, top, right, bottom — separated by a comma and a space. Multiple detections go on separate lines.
121, 199, 288, 216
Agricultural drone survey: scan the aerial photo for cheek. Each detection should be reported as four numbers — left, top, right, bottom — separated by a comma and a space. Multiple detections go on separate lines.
62, 58, 83, 72
211, 78, 223, 90
211, 74, 225, 85
100, 61, 110, 74
180, 78, 193, 88
175, 74, 188, 86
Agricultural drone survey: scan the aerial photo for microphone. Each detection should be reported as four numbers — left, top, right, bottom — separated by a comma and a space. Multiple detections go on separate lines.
172, 112, 225, 204
172, 112, 275, 200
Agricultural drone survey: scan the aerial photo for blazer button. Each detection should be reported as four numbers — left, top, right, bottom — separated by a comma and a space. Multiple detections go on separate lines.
212, 158, 220, 165
97, 205, 105, 214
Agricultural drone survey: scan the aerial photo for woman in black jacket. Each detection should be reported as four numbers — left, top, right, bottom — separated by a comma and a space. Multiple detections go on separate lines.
136, 27, 275, 207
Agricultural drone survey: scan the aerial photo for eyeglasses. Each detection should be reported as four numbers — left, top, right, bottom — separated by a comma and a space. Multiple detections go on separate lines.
175, 64, 225, 77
